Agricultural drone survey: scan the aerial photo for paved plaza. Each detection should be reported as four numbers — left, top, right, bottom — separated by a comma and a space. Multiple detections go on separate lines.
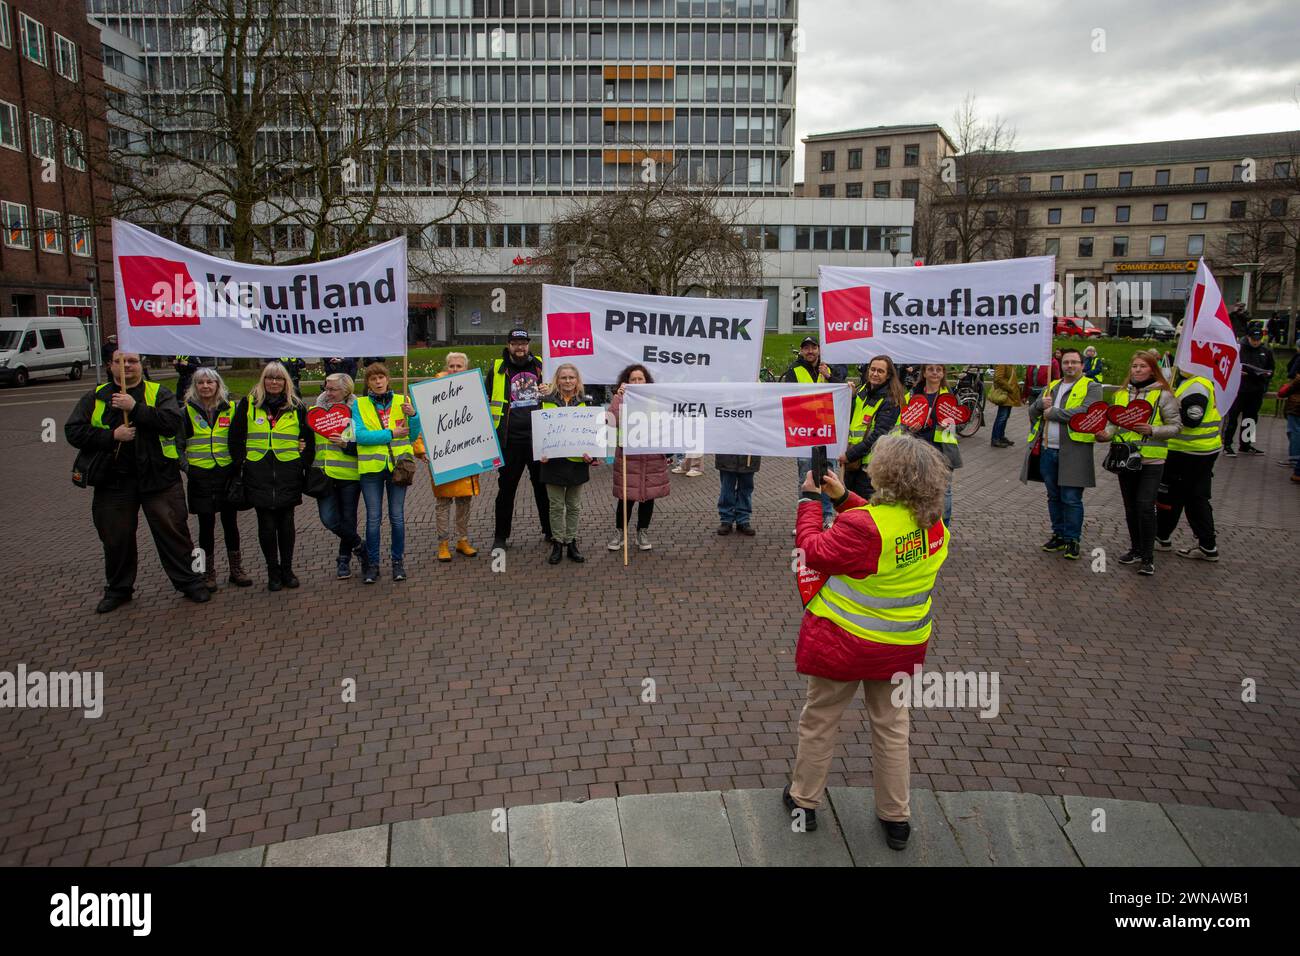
0, 379, 1296, 866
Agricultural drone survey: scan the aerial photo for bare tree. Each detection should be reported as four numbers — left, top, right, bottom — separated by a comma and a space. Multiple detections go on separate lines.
528, 156, 763, 297
70, 0, 489, 281
916, 95, 1020, 263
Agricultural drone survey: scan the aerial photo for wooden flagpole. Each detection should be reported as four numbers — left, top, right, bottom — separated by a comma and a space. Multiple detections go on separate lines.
622, 402, 629, 567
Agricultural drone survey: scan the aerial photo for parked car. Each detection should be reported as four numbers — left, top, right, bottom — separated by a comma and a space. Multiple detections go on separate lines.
1054, 316, 1104, 337
1111, 314, 1177, 341
0, 316, 92, 386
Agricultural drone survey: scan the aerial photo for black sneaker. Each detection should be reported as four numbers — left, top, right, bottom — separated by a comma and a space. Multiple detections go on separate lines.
1154, 537, 1172, 552
1177, 545, 1219, 562
363, 566, 378, 584
879, 817, 911, 851
392, 560, 406, 582
736, 524, 755, 536
1223, 446, 1237, 457
1138, 562, 1155, 576
1063, 541, 1081, 560
183, 588, 212, 604
95, 594, 131, 614
782, 785, 817, 832
1041, 535, 1066, 552
491, 537, 507, 551
1118, 550, 1140, 565
717, 522, 733, 536
1243, 444, 1263, 455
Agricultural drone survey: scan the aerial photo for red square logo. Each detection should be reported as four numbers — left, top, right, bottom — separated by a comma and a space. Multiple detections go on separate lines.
821, 285, 873, 343
546, 311, 594, 357
781, 392, 837, 447
119, 255, 201, 327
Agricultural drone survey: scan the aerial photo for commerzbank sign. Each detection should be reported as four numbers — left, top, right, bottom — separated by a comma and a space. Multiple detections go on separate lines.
1112, 260, 1198, 274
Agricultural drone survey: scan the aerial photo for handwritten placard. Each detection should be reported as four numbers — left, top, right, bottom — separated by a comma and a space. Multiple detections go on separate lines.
531, 406, 610, 460
408, 369, 503, 484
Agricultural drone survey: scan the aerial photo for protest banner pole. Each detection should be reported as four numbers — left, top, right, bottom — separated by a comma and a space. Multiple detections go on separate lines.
621, 403, 629, 567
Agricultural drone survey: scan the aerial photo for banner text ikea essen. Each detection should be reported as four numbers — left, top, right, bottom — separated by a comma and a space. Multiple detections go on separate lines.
111, 219, 408, 358
541, 284, 766, 384
818, 257, 1055, 366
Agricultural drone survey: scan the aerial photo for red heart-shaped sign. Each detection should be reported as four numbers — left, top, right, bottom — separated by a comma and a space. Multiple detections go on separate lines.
307, 404, 352, 438
1106, 399, 1154, 430
1068, 401, 1110, 434
899, 394, 931, 431
935, 392, 972, 425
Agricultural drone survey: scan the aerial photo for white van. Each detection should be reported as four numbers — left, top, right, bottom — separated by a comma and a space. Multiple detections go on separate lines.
0, 316, 93, 386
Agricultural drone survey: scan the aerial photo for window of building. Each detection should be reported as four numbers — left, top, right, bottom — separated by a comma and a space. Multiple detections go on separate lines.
1152, 203, 1167, 222
37, 208, 61, 253
847, 148, 861, 170
983, 209, 997, 226
1265, 231, 1284, 254
1044, 237, 1060, 256
819, 149, 834, 172
987, 179, 1000, 193
812, 227, 829, 250
19, 12, 45, 66
1081, 206, 1095, 224
1187, 234, 1204, 256
69, 214, 92, 257
1015, 208, 1029, 226
1225, 233, 1244, 255
904, 143, 919, 166
1049, 174, 1063, 190
1190, 202, 1206, 220
818, 183, 834, 197
1016, 176, 1030, 192
1112, 236, 1128, 257
844, 181, 862, 198
3, 200, 29, 248
0, 100, 19, 151
1117, 171, 1132, 188
1193, 166, 1209, 184
1231, 164, 1247, 182
875, 146, 890, 168
901, 179, 919, 199
943, 239, 957, 259
1229, 200, 1246, 219
28, 113, 54, 161
1078, 237, 1094, 258
1083, 173, 1097, 189
794, 226, 810, 250
1154, 168, 1170, 186
53, 33, 77, 82
1149, 235, 1166, 256
62, 127, 84, 171
1269, 197, 1287, 217
943, 212, 957, 227
1274, 161, 1291, 179
1115, 205, 1130, 223
1258, 273, 1282, 302
1047, 207, 1061, 225
873, 181, 889, 199
0, 3, 10, 49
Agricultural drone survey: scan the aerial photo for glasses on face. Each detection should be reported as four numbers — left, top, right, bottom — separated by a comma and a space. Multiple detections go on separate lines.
265, 377, 286, 382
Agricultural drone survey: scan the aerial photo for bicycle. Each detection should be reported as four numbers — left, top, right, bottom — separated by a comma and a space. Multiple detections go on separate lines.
953, 365, 987, 439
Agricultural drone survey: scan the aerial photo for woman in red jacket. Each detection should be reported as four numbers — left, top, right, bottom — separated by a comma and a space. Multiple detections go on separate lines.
785, 433, 951, 850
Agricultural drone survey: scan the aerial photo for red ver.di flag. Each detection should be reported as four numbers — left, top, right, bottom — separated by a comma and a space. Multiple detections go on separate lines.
1173, 258, 1241, 413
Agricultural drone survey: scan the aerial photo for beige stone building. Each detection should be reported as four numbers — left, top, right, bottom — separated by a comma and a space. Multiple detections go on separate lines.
798, 123, 955, 202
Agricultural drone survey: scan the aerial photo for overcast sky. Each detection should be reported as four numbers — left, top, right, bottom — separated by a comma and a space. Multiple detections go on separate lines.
793, 0, 1300, 180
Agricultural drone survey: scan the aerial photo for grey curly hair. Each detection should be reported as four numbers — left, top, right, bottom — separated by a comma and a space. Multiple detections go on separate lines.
865, 433, 950, 527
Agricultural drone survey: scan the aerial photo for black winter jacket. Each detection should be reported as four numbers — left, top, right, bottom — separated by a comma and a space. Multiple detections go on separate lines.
65, 380, 185, 494
229, 396, 315, 509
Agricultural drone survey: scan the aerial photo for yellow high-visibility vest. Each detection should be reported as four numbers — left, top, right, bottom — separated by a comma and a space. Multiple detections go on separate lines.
1109, 387, 1168, 460
356, 393, 414, 474
1026, 377, 1095, 445
1166, 375, 1222, 454
185, 404, 233, 468
245, 401, 301, 462
91, 380, 178, 459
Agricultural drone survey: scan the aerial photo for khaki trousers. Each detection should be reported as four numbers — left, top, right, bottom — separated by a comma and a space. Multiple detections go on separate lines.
435, 495, 472, 540
789, 675, 911, 822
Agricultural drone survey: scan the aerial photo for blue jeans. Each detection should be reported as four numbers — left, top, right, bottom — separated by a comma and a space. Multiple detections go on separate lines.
1039, 447, 1084, 542
991, 404, 1012, 443
944, 478, 953, 526
796, 458, 833, 522
360, 472, 407, 565
317, 480, 362, 557
718, 471, 754, 526
1288, 415, 1300, 476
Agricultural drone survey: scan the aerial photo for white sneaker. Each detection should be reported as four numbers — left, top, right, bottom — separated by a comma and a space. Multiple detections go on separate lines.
685, 468, 703, 477
636, 530, 652, 551
607, 534, 624, 551
670, 465, 685, 474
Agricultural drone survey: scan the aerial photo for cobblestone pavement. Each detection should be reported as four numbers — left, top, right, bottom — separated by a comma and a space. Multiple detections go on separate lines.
0, 380, 1296, 866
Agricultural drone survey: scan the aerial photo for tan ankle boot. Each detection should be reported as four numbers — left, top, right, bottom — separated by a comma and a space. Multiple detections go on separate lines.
437, 540, 452, 562
456, 538, 477, 557
227, 550, 253, 587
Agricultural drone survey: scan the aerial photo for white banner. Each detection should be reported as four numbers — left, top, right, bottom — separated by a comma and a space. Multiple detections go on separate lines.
1174, 258, 1242, 413
541, 284, 766, 384
408, 370, 503, 484
621, 382, 851, 458
531, 406, 610, 460
111, 219, 408, 358
818, 257, 1054, 365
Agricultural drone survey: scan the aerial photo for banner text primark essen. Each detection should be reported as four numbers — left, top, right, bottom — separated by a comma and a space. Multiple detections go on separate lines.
817, 257, 1055, 366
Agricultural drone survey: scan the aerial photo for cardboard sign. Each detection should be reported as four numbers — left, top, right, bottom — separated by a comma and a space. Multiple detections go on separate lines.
531, 406, 610, 460
408, 369, 504, 484
934, 392, 971, 426
1107, 399, 1154, 429
307, 404, 352, 438
898, 394, 931, 431
1068, 401, 1110, 434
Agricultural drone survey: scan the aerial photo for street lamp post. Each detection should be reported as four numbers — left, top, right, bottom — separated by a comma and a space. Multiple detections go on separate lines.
882, 229, 907, 268
565, 242, 579, 287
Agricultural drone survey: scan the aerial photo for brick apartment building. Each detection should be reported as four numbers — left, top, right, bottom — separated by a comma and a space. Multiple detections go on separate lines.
0, 0, 113, 334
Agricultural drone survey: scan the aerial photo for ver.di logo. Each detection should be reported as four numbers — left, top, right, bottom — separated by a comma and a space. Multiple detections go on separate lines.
119, 255, 201, 327
781, 391, 836, 447
820, 285, 873, 343
546, 311, 594, 357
